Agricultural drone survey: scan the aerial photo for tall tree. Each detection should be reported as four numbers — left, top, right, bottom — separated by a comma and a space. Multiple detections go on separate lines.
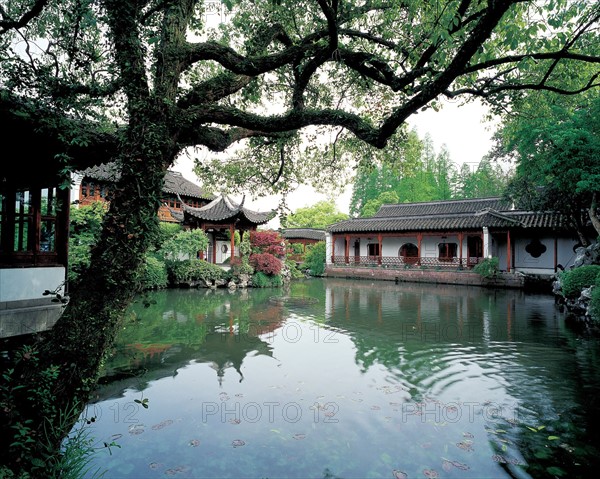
454, 154, 510, 199
500, 93, 600, 244
1, 0, 599, 473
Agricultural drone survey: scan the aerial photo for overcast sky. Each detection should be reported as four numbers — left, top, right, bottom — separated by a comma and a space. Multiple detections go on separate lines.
172, 98, 498, 227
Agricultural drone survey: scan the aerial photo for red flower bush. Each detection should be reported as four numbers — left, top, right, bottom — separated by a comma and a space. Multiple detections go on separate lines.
250, 230, 285, 258
249, 253, 282, 275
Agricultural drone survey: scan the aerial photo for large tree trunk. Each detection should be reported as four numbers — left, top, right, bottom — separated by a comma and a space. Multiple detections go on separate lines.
0, 124, 175, 471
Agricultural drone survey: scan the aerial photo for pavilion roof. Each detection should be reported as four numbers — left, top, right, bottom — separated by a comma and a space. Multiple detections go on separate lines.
181, 194, 275, 225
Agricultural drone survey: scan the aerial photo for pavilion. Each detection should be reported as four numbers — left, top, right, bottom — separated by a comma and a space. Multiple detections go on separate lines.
176, 195, 276, 264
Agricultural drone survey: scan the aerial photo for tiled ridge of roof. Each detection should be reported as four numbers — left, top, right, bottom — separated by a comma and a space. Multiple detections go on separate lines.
281, 228, 326, 240
373, 197, 511, 218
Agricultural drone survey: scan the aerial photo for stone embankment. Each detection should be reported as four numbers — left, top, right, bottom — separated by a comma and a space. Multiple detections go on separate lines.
552, 242, 600, 326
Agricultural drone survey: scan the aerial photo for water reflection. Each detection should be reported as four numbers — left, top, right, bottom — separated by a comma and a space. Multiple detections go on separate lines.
81, 279, 600, 479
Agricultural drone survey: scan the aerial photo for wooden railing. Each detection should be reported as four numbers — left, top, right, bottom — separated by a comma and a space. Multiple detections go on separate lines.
331, 256, 483, 269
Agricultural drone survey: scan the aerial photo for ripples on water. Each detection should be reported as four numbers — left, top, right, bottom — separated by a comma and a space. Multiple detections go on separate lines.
75, 279, 600, 479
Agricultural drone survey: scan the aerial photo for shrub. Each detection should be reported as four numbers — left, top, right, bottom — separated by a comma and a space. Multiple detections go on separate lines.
560, 265, 600, 298
249, 252, 282, 275
167, 259, 225, 285
473, 257, 499, 279
250, 230, 285, 257
230, 256, 254, 275
304, 242, 326, 276
252, 271, 283, 288
160, 228, 209, 260
285, 258, 305, 279
140, 255, 168, 289
590, 276, 600, 322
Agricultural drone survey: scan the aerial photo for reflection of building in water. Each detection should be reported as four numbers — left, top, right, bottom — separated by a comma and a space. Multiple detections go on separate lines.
323, 279, 559, 346
94, 301, 285, 401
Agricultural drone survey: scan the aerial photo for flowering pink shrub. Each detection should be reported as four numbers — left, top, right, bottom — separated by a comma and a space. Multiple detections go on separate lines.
249, 253, 282, 275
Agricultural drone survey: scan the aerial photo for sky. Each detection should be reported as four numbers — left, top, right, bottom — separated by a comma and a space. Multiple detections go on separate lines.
171, 98, 499, 228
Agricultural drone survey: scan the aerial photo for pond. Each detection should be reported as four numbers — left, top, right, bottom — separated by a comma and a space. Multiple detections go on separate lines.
76, 278, 600, 479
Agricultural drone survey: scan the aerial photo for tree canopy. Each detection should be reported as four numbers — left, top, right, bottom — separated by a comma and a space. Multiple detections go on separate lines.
349, 129, 511, 216
498, 91, 600, 244
282, 200, 348, 229
2, 0, 599, 189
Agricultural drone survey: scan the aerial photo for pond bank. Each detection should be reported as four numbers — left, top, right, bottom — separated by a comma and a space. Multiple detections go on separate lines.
324, 265, 553, 290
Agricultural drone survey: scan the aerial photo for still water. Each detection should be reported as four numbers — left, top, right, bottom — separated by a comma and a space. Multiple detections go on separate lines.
77, 279, 600, 478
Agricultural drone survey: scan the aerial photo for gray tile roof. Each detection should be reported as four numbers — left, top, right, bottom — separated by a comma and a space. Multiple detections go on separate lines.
79, 163, 213, 200
162, 171, 213, 200
182, 195, 275, 225
327, 198, 569, 234
373, 197, 510, 218
281, 228, 326, 241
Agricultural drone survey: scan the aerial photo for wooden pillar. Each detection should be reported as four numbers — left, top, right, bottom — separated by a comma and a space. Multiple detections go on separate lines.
345, 234, 350, 264
458, 232, 464, 268
212, 232, 217, 264
554, 237, 558, 273
378, 233, 382, 266
417, 233, 423, 265
506, 230, 511, 272
332, 234, 336, 263
229, 224, 235, 260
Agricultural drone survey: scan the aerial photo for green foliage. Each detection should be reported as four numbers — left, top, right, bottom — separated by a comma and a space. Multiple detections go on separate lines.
289, 243, 304, 254
304, 242, 326, 277
590, 276, 600, 322
454, 156, 511, 199
500, 92, 600, 240
68, 202, 107, 284
152, 222, 182, 249
166, 259, 225, 285
283, 200, 348, 229
362, 191, 399, 218
473, 257, 500, 279
160, 228, 209, 260
285, 258, 305, 279
349, 129, 510, 217
231, 257, 255, 276
559, 265, 600, 299
239, 233, 252, 256
252, 271, 283, 288
0, 345, 106, 478
140, 255, 168, 290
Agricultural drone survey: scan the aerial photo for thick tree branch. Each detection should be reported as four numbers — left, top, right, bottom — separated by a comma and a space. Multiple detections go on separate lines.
0, 0, 48, 33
